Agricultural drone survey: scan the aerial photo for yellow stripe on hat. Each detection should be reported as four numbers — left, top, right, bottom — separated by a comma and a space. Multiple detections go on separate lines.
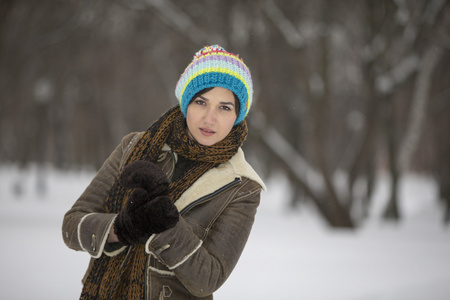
179, 67, 251, 103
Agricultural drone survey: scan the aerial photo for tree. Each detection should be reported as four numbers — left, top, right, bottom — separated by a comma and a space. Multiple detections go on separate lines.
1, 0, 448, 225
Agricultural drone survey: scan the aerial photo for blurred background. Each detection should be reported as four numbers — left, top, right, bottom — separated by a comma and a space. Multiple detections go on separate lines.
1, 1, 450, 299
1, 0, 449, 227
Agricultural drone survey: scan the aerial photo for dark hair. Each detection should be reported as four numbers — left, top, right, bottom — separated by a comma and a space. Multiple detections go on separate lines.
190, 88, 240, 116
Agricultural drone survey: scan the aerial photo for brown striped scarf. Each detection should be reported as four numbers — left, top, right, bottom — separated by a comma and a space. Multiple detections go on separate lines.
80, 105, 247, 300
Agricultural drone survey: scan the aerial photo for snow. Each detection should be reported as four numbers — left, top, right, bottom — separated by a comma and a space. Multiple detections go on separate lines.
1, 165, 449, 299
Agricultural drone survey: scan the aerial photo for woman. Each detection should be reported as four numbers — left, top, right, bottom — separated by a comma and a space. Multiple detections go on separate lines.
62, 45, 266, 300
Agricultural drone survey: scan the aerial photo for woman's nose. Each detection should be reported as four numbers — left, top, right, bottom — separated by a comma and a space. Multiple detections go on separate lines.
204, 108, 216, 124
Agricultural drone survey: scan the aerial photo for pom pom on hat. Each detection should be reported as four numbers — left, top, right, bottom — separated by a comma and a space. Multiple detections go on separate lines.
175, 45, 253, 125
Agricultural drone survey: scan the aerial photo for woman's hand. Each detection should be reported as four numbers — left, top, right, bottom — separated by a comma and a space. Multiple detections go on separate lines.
113, 189, 179, 245
112, 160, 179, 245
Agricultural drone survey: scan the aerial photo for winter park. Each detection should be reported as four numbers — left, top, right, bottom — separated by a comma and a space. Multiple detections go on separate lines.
1, 1, 450, 300
1, 166, 450, 299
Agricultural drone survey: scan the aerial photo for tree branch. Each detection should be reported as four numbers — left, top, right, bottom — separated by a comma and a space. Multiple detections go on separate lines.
397, 46, 444, 172
141, 0, 220, 45
252, 112, 323, 189
259, 0, 305, 49
375, 54, 420, 95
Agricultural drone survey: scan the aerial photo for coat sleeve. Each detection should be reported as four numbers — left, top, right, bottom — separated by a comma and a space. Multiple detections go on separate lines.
61, 132, 141, 258
145, 179, 262, 297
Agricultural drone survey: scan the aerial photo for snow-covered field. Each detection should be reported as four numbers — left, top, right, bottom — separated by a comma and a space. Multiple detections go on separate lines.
0, 165, 449, 299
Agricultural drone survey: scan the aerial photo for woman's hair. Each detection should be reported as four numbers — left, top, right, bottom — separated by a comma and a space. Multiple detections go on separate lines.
190, 88, 240, 118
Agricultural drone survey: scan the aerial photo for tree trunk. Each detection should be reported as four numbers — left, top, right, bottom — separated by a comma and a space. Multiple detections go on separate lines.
251, 119, 354, 228
383, 98, 400, 221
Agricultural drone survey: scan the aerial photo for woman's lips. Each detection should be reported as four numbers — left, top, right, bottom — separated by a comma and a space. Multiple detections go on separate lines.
200, 127, 215, 136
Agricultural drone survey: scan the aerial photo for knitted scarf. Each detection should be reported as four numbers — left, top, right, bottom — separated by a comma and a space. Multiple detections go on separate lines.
80, 105, 247, 300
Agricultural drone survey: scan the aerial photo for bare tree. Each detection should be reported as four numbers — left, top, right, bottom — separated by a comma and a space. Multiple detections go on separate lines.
1, 0, 448, 225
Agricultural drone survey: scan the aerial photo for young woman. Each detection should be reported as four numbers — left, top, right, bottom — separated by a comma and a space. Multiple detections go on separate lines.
62, 45, 266, 300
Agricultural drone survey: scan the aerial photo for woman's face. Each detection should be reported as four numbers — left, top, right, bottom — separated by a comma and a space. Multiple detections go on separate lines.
186, 87, 238, 146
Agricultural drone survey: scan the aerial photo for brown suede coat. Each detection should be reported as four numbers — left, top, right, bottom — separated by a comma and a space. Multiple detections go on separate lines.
62, 132, 266, 299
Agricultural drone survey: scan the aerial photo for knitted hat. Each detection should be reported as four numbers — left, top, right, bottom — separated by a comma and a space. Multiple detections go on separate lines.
175, 45, 253, 125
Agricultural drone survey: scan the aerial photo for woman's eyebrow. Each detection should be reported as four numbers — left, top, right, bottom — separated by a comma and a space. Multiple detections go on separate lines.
198, 96, 235, 107
220, 101, 235, 106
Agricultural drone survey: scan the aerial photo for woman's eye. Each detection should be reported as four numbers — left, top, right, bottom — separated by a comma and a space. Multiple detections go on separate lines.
195, 99, 206, 105
221, 106, 232, 111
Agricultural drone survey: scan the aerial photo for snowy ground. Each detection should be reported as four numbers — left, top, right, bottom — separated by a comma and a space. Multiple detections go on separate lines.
0, 165, 449, 300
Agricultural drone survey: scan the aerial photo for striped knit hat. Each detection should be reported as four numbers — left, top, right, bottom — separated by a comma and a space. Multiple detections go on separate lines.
175, 45, 253, 125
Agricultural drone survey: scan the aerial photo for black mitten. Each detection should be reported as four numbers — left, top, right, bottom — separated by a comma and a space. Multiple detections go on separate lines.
132, 195, 180, 236
114, 160, 179, 245
119, 160, 169, 198
114, 188, 150, 245
114, 188, 179, 245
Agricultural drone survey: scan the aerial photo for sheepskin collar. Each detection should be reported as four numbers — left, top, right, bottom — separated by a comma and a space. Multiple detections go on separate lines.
161, 145, 266, 213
